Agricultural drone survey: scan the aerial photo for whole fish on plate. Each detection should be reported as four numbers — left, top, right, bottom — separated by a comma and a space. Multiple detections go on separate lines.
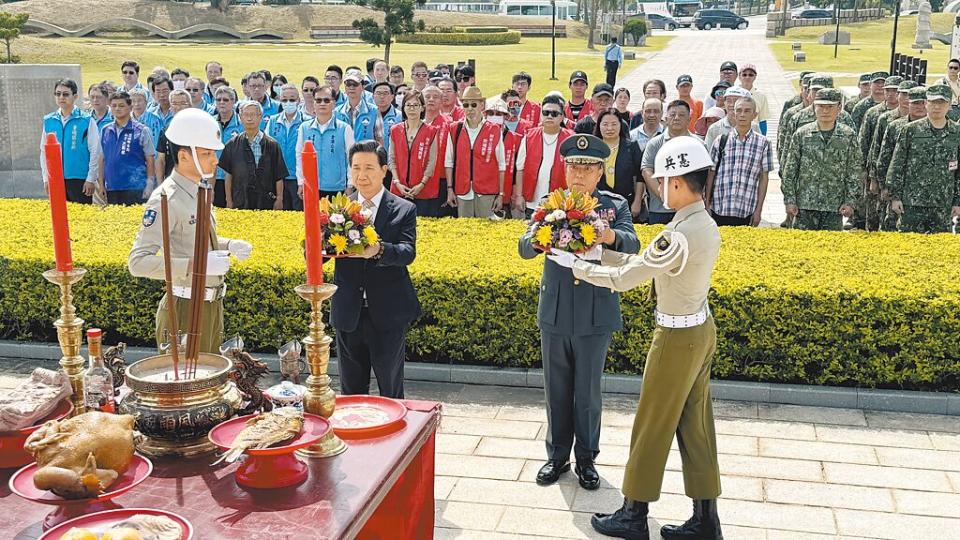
212, 407, 303, 465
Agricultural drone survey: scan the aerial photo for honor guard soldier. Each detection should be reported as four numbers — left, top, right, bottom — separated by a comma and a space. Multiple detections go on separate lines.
128, 109, 253, 353
519, 134, 640, 491
548, 137, 724, 540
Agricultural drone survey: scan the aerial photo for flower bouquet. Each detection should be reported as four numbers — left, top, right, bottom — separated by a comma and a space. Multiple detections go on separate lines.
318, 193, 379, 257
529, 189, 608, 254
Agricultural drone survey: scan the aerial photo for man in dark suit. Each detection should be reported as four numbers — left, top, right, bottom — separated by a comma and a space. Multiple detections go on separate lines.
331, 140, 421, 399
519, 134, 641, 491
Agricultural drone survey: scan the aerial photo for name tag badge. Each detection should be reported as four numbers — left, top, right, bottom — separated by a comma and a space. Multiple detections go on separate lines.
950, 160, 958, 172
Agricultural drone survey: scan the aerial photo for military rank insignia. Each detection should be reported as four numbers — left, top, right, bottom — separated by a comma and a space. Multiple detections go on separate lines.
142, 209, 157, 228
655, 235, 671, 251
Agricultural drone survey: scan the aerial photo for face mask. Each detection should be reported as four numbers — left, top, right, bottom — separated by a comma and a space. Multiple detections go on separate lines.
273, 85, 283, 96
395, 95, 405, 107
486, 115, 504, 125
509, 106, 521, 116
282, 102, 299, 114
172, 81, 186, 91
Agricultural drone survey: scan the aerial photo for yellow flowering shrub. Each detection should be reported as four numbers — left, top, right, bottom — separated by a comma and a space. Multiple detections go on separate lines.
3, 200, 960, 391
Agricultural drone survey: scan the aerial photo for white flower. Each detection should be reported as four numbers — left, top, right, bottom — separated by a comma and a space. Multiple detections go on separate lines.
550, 209, 567, 221
360, 209, 373, 219
329, 213, 345, 225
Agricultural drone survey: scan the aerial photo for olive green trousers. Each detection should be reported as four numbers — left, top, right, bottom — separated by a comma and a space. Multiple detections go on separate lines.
622, 316, 721, 502
155, 293, 224, 355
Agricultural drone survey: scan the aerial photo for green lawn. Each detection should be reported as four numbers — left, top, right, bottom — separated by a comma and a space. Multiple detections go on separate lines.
15, 35, 671, 101
771, 13, 954, 88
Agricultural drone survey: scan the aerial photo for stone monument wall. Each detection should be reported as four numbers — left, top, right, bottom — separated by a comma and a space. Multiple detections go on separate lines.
0, 64, 82, 199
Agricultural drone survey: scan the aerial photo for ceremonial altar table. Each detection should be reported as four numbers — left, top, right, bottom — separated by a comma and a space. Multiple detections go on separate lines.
3, 400, 441, 540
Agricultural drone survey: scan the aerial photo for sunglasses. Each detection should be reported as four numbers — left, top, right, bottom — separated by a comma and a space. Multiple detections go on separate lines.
215, 98, 233, 103
456, 76, 470, 82
413, 72, 428, 78
122, 71, 136, 76
542, 110, 563, 118
186, 88, 202, 93
280, 99, 299, 103
315, 97, 334, 104
54, 92, 74, 97
951, 66, 960, 70
463, 102, 482, 109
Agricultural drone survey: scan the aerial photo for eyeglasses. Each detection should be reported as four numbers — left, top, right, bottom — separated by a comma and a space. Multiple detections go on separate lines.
54, 92, 73, 97
740, 72, 756, 77
542, 109, 563, 118
456, 76, 470, 82
215, 98, 234, 103
315, 97, 334, 104
374, 91, 393, 97
122, 71, 136, 76
412, 72, 428, 78
186, 88, 202, 93
463, 102, 482, 109
405, 102, 423, 108
950, 65, 960, 70
344, 81, 361, 88
280, 99, 299, 103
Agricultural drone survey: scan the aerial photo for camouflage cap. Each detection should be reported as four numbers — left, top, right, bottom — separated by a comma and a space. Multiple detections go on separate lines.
870, 71, 890, 82
926, 83, 952, 102
808, 74, 834, 90
858, 73, 873, 84
883, 75, 904, 89
813, 88, 843, 105
898, 80, 919, 92
800, 73, 814, 88
908, 86, 928, 102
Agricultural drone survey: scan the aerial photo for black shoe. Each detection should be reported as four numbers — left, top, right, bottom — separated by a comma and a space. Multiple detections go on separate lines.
591, 497, 649, 539
575, 459, 600, 490
660, 499, 724, 540
535, 459, 570, 486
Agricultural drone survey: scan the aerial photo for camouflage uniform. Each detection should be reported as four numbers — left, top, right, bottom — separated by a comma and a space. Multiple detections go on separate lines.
853, 76, 902, 230
779, 75, 855, 164
778, 74, 826, 164
887, 86, 960, 233
844, 73, 873, 115
850, 72, 888, 134
867, 81, 918, 230
779, 71, 812, 122
781, 89, 862, 231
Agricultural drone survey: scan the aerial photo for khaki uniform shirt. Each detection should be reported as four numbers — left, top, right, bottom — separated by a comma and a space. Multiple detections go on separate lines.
128, 171, 231, 288
572, 201, 720, 317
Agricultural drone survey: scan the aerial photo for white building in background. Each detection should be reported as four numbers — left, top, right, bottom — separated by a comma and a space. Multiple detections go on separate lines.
419, 0, 579, 18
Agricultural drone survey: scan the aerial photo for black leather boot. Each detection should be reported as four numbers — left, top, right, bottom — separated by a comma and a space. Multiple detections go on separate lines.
660, 499, 723, 540
590, 497, 649, 540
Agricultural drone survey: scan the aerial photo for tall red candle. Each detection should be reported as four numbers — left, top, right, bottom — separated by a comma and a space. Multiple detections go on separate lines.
302, 141, 324, 285
44, 133, 73, 272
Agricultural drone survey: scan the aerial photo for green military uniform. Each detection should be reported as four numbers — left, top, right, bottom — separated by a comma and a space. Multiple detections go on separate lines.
887, 85, 960, 233
843, 73, 873, 115
853, 76, 902, 230
779, 71, 812, 122
128, 172, 232, 353
779, 75, 855, 164
777, 73, 815, 163
781, 89, 862, 231
875, 87, 928, 230
851, 71, 889, 134
867, 81, 917, 230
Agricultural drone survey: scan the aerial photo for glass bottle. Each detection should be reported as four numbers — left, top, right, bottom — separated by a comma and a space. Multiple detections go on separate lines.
83, 328, 116, 413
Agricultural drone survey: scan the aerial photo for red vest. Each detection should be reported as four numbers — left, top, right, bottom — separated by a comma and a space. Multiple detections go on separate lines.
390, 122, 439, 199
514, 118, 533, 136
501, 127, 524, 202
443, 106, 465, 122
521, 127, 573, 202
452, 121, 502, 196
520, 100, 541, 126
428, 114, 450, 185
564, 99, 593, 124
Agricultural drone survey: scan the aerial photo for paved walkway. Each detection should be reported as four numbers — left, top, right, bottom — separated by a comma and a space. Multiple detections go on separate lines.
619, 19, 795, 226
2, 358, 959, 539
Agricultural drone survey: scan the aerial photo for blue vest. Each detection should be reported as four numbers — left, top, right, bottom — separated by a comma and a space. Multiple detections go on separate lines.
43, 108, 92, 180
100, 119, 148, 191
261, 96, 280, 117
134, 111, 163, 151
147, 104, 174, 130
379, 107, 403, 153
202, 90, 214, 108
298, 118, 349, 192
215, 113, 244, 180
335, 99, 379, 142
266, 111, 307, 181
93, 111, 114, 133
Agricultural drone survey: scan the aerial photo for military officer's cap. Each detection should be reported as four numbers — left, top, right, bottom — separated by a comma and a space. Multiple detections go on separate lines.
813, 88, 843, 105
858, 73, 873, 84
883, 75, 904, 89
898, 80, 919, 92
808, 74, 834, 90
926, 84, 952, 102
870, 71, 890, 82
908, 86, 928, 102
560, 134, 610, 164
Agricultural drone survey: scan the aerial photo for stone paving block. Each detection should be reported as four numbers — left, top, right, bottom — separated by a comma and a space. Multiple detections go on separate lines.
437, 454, 525, 481
822, 462, 954, 492
765, 532, 846, 540
758, 438, 878, 465
834, 508, 960, 539
451, 366, 528, 387
763, 478, 895, 512
448, 477, 578, 511
875, 446, 960, 472
865, 411, 960, 434
858, 389, 949, 415
407, 362, 452, 383
496, 406, 546, 423
442, 403, 502, 419
815, 425, 934, 449
929, 432, 960, 452
475, 437, 545, 460
712, 400, 759, 419
892, 489, 960, 518
719, 454, 824, 482
435, 530, 564, 540
721, 499, 838, 535
496, 507, 604, 539
437, 433, 481, 455
0, 341, 22, 358
526, 370, 545, 389
949, 394, 960, 417
599, 425, 633, 446
715, 418, 817, 441
759, 403, 867, 426
435, 501, 506, 531
949, 472, 960, 493
768, 383, 859, 409
436, 476, 459, 500
535, 423, 547, 441
440, 415, 542, 439
600, 409, 638, 428
711, 380, 770, 402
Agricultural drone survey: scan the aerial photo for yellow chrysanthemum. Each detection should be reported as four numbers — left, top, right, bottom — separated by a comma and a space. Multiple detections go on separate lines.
363, 226, 379, 245
329, 233, 348, 254
534, 225, 553, 247
580, 223, 596, 246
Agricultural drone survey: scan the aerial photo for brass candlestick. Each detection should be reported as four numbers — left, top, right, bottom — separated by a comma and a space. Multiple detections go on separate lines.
294, 282, 347, 459
42, 268, 87, 417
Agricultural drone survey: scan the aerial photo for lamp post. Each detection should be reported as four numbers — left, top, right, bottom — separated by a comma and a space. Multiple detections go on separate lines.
550, 0, 558, 80
890, 0, 902, 73
833, 0, 841, 59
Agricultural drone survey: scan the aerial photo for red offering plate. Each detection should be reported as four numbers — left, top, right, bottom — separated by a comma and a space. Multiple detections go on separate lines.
208, 413, 330, 489
9, 454, 153, 531
331, 395, 408, 438
0, 399, 73, 469
39, 508, 193, 540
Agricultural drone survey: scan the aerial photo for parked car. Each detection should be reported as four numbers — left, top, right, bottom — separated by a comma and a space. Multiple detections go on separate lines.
793, 9, 834, 20
647, 13, 680, 31
694, 9, 749, 30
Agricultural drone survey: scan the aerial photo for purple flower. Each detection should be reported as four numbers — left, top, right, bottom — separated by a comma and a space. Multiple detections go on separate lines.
557, 229, 573, 247
348, 229, 361, 241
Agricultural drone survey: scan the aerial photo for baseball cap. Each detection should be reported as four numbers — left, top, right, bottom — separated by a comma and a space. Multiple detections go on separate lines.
677, 74, 693, 86
813, 88, 842, 105
808, 74, 834, 90
908, 86, 927, 102
592, 83, 614, 97
858, 73, 873, 84
428, 70, 444, 81
739, 63, 758, 74
800, 73, 814, 88
711, 81, 732, 99
926, 84, 952, 102
871, 71, 889, 83
720, 61, 738, 72
897, 80, 918, 92
883, 76, 904, 89
343, 68, 363, 84
455, 65, 476, 78
723, 86, 751, 99
569, 71, 588, 84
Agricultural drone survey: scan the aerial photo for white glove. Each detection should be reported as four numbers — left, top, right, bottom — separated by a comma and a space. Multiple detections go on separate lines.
578, 244, 603, 261
205, 251, 231, 276
228, 239, 253, 261
546, 249, 577, 269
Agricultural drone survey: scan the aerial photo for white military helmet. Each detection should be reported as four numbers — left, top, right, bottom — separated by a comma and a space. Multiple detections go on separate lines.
165, 108, 224, 181
653, 136, 713, 179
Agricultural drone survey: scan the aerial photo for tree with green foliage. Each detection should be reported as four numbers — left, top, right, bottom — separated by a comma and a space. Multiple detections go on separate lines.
623, 18, 647, 46
349, 0, 426, 63
0, 12, 28, 64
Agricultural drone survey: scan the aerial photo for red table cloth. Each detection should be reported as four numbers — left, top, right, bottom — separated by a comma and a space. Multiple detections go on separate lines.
2, 399, 441, 540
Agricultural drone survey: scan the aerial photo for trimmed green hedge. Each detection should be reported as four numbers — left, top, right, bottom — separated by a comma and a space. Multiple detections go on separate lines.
2, 200, 960, 391
396, 31, 521, 46
454, 26, 510, 34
